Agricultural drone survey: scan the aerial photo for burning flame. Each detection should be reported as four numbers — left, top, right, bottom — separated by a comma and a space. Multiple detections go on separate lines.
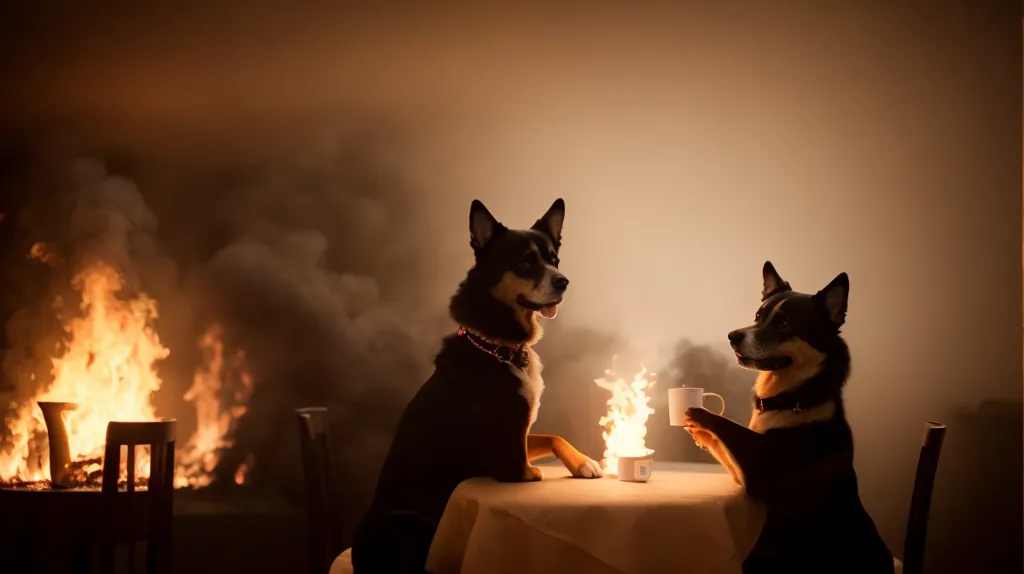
234, 454, 255, 486
594, 361, 655, 475
0, 262, 167, 483
173, 324, 254, 488
28, 242, 62, 266
0, 259, 253, 489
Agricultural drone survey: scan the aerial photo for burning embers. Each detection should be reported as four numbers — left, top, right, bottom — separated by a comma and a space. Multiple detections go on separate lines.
0, 258, 252, 490
594, 361, 656, 476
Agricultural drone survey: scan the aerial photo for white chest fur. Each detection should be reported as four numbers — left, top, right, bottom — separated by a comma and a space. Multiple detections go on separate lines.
509, 347, 545, 425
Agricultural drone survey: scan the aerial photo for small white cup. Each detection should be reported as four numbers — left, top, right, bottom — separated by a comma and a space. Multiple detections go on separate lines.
616, 451, 655, 482
668, 387, 726, 426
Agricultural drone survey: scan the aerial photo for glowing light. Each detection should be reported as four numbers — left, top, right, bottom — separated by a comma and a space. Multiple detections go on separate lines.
594, 360, 655, 476
0, 258, 252, 489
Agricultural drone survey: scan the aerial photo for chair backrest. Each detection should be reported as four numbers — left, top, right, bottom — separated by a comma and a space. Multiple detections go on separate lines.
903, 421, 947, 574
296, 407, 338, 574
101, 420, 177, 574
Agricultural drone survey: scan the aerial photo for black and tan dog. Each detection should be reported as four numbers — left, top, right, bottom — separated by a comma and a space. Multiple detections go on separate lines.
351, 198, 602, 574
684, 261, 894, 574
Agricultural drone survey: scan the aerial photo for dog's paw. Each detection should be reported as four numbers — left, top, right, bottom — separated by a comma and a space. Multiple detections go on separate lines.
684, 406, 716, 428
524, 465, 544, 481
573, 457, 603, 479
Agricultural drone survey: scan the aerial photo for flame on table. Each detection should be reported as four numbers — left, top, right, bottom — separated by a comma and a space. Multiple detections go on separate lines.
594, 361, 655, 475
0, 256, 252, 488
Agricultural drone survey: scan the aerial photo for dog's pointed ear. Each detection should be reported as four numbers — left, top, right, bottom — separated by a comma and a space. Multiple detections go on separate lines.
469, 200, 506, 254
531, 198, 565, 249
761, 261, 791, 300
813, 272, 849, 327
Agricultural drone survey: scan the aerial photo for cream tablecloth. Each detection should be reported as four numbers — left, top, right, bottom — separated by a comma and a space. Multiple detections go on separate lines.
425, 461, 765, 574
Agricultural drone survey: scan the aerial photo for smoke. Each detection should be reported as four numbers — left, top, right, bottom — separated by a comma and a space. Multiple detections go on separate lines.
1, 157, 182, 408
0, 134, 757, 541
170, 130, 448, 529
0, 124, 456, 538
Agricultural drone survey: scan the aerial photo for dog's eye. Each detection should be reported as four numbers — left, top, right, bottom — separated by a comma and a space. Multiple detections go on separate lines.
776, 316, 789, 330
517, 258, 532, 271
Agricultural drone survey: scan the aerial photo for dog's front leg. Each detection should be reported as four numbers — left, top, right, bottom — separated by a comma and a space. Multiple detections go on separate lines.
685, 408, 766, 487
493, 448, 543, 482
527, 434, 602, 478
685, 426, 746, 486
491, 422, 544, 482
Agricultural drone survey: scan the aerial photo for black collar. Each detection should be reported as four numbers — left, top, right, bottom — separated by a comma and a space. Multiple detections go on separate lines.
457, 327, 530, 370
753, 386, 835, 414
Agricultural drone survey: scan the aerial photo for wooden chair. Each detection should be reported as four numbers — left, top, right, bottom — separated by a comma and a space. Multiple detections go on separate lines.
99, 420, 177, 574
894, 421, 947, 574
295, 407, 349, 574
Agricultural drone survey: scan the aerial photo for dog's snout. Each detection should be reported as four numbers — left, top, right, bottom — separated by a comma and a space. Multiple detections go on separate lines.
727, 330, 745, 348
552, 274, 569, 292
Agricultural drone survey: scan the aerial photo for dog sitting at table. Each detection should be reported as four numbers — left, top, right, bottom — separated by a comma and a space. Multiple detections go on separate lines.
351, 198, 602, 574
683, 261, 894, 574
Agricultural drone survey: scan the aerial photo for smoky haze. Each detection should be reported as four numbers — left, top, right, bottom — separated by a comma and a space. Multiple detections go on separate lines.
0, 2, 1020, 572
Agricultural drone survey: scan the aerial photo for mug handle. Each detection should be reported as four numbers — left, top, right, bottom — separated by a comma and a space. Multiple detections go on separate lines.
702, 392, 726, 415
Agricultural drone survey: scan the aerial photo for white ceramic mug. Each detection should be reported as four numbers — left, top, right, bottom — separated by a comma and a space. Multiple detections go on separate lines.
616, 451, 655, 482
668, 387, 726, 426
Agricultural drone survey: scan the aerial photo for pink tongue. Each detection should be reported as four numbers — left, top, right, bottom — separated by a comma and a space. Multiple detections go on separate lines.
539, 305, 558, 319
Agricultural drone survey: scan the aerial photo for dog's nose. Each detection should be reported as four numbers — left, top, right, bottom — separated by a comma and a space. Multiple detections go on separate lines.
727, 330, 745, 347
552, 274, 570, 292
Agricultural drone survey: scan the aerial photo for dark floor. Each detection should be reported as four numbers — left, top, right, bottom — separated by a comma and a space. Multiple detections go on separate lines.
172, 490, 309, 574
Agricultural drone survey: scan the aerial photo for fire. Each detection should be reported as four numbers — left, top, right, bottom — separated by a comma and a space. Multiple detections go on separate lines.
594, 361, 656, 475
174, 325, 254, 488
28, 242, 62, 266
233, 454, 255, 486
0, 262, 167, 483
0, 259, 252, 489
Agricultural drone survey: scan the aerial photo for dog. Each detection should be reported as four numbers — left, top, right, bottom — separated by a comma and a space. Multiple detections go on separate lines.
351, 198, 602, 574
683, 261, 894, 574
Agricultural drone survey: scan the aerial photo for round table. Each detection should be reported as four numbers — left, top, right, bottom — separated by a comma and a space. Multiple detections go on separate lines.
425, 461, 766, 574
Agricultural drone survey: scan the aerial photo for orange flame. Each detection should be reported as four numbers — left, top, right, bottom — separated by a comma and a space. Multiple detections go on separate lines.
28, 242, 62, 266
0, 258, 252, 488
174, 325, 254, 488
0, 262, 166, 483
594, 361, 656, 475
233, 454, 255, 486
